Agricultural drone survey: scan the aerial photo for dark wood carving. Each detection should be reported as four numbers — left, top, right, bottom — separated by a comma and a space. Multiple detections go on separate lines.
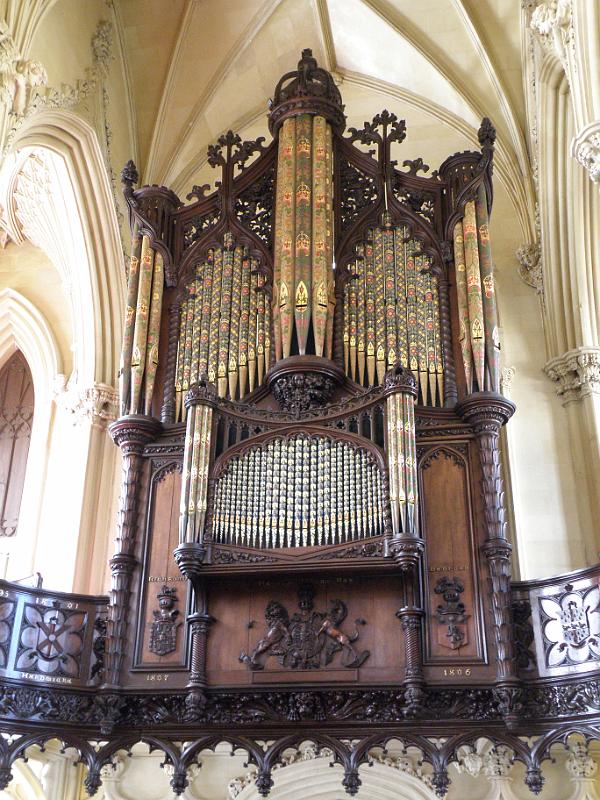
1, 51, 598, 800
239, 584, 369, 671
148, 585, 181, 656
434, 576, 469, 650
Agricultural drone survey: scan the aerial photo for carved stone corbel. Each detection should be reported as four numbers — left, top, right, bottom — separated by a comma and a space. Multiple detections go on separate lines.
544, 346, 600, 404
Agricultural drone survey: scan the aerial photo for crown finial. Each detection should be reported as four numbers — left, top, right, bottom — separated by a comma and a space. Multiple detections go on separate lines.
269, 49, 345, 134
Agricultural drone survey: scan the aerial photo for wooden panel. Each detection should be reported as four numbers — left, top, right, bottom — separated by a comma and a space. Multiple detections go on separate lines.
420, 443, 485, 665
137, 464, 188, 666
206, 576, 403, 686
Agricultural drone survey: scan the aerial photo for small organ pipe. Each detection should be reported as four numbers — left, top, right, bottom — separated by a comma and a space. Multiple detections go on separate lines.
211, 435, 385, 548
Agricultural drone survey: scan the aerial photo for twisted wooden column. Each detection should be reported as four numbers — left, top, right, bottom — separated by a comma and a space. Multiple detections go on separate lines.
105, 415, 161, 688
457, 392, 519, 726
161, 301, 180, 424
437, 274, 457, 407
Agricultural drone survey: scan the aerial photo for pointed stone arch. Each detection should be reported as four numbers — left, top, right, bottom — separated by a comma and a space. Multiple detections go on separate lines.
0, 288, 61, 581
6, 108, 124, 387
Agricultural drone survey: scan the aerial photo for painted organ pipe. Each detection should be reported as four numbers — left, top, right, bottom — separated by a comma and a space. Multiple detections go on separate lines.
211, 435, 386, 548
453, 183, 500, 393
273, 114, 335, 359
385, 366, 419, 537
174, 238, 268, 417
119, 226, 165, 416
179, 382, 215, 545
343, 217, 444, 405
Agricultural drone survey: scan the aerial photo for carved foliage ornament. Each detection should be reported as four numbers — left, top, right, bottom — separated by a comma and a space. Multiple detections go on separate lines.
516, 241, 543, 295
16, 602, 87, 678
240, 584, 369, 671
545, 346, 600, 403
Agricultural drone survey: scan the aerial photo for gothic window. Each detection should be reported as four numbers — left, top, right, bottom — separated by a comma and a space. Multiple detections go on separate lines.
0, 351, 34, 538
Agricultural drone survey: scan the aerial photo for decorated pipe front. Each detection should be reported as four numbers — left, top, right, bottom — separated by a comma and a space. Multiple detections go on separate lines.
119, 226, 164, 416
179, 380, 216, 544
272, 112, 335, 360
384, 364, 419, 537
453, 183, 500, 393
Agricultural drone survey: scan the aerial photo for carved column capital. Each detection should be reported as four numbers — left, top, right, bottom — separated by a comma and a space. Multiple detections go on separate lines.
544, 346, 600, 404
109, 414, 161, 453
55, 381, 119, 427
457, 392, 515, 434
174, 542, 207, 595
387, 538, 425, 572
572, 120, 600, 183
185, 377, 219, 409
383, 363, 418, 397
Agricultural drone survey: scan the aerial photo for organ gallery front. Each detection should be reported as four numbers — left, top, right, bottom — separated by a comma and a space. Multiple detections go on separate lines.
1, 50, 600, 798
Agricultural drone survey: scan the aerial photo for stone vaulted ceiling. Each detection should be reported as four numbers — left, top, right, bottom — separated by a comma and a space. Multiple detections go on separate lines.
114, 0, 533, 235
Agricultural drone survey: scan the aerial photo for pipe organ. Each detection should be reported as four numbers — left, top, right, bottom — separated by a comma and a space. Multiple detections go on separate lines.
4, 49, 597, 800
113, 50, 514, 701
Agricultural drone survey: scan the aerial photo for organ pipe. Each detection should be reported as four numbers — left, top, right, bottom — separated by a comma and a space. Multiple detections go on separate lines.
385, 366, 419, 537
118, 227, 165, 416
343, 220, 444, 405
173, 239, 268, 417
452, 183, 500, 393
211, 435, 386, 548
273, 114, 335, 359
179, 382, 216, 545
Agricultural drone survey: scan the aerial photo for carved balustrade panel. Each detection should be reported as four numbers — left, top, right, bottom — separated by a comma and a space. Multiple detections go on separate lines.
0, 580, 107, 688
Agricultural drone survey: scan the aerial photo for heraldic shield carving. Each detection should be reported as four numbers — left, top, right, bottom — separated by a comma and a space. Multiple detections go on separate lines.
239, 584, 370, 670
149, 585, 181, 656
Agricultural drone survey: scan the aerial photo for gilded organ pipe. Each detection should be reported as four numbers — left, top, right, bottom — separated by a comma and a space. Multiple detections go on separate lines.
385, 365, 419, 537
452, 184, 500, 393
118, 226, 166, 417
344, 222, 444, 405
272, 113, 335, 359
179, 381, 215, 545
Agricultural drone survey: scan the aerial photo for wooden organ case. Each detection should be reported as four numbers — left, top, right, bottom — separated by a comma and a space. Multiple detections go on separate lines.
111, 49, 518, 723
